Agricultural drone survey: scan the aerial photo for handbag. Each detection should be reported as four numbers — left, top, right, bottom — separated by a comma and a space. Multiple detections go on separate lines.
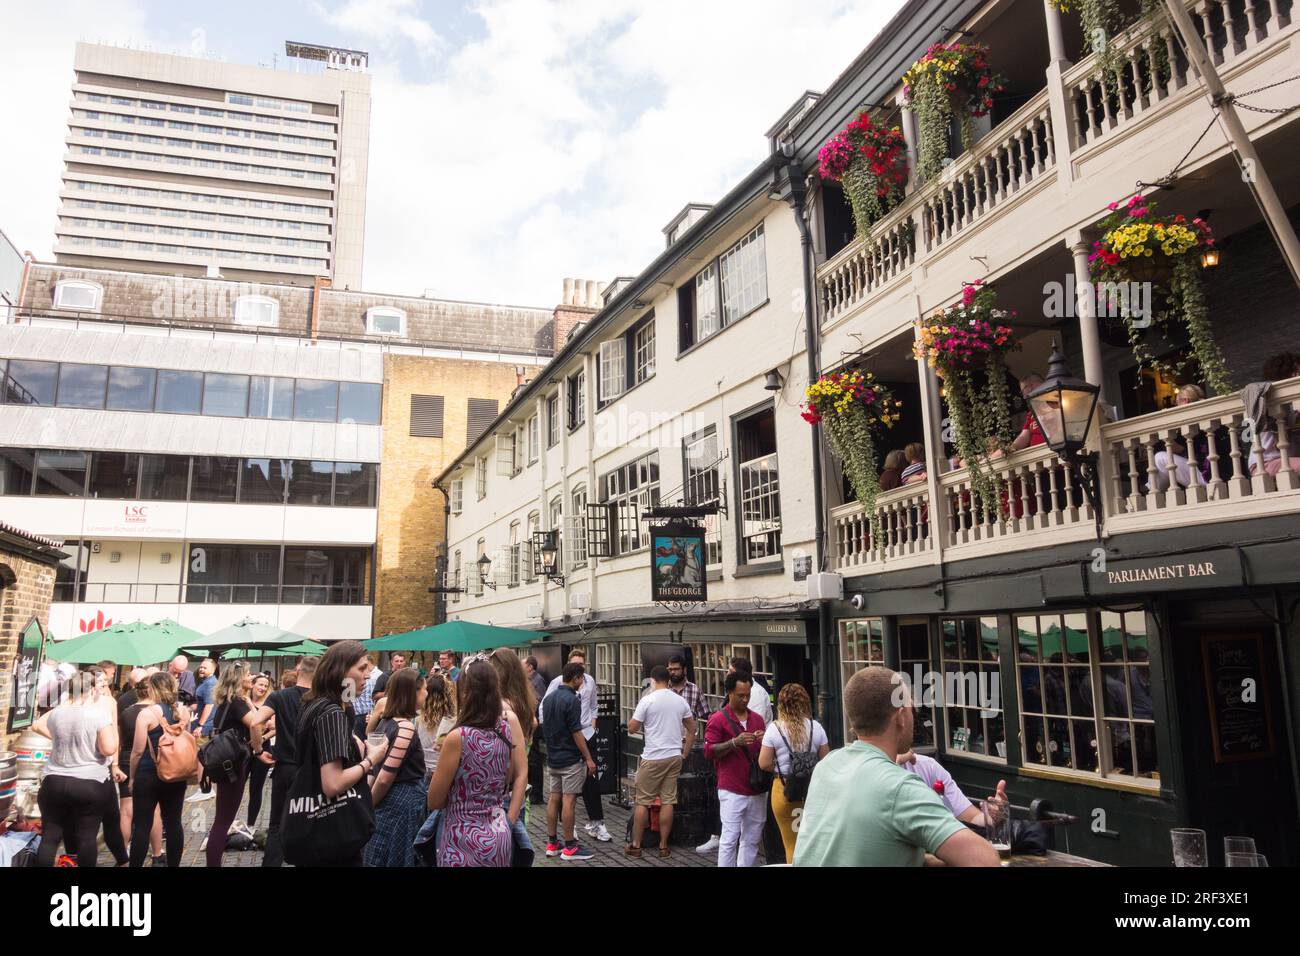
722, 708, 772, 794
199, 702, 251, 787
281, 699, 375, 867
150, 705, 200, 784
774, 720, 818, 802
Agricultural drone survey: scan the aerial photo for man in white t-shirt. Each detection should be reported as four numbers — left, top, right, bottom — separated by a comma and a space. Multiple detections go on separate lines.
625, 665, 696, 859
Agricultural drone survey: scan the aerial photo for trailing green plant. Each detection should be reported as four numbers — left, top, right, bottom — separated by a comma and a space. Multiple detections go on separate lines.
802, 370, 902, 551
818, 111, 909, 240
1090, 194, 1230, 394
1050, 0, 1171, 98
902, 42, 1005, 181
914, 281, 1020, 518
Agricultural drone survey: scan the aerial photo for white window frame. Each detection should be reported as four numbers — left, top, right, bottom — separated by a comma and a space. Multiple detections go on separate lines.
569, 484, 589, 568
527, 414, 540, 464
508, 521, 522, 587
568, 370, 587, 429
719, 223, 768, 326
475, 457, 487, 500
633, 320, 656, 385
451, 550, 462, 603
496, 432, 517, 477
524, 511, 541, 582
546, 394, 560, 448
450, 478, 463, 514
52, 279, 103, 313
233, 294, 278, 327
473, 538, 486, 596
365, 306, 406, 337
549, 495, 563, 532
598, 339, 626, 404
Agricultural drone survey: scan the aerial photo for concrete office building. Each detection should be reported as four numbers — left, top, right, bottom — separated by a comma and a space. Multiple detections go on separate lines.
56, 41, 371, 289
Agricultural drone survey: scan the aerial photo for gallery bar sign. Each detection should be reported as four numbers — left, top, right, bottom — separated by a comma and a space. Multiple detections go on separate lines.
651, 522, 707, 602
1086, 549, 1243, 595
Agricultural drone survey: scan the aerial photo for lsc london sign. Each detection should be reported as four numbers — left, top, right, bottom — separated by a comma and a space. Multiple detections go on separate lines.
1085, 549, 1243, 595
83, 501, 186, 537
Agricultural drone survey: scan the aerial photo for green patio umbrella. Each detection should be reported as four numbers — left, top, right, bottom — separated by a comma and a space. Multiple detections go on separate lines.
221, 640, 328, 660
45, 619, 207, 666
188, 618, 313, 655
365, 620, 548, 654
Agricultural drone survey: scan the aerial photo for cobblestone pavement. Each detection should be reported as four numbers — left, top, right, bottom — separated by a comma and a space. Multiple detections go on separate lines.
91, 782, 759, 868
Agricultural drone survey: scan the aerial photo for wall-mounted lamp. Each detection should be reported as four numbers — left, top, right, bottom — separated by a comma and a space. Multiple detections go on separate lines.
1200, 248, 1220, 268
535, 529, 565, 585
476, 553, 497, 591
764, 368, 784, 392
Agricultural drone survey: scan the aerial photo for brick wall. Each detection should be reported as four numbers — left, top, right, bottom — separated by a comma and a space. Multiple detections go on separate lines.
372, 354, 523, 637
0, 551, 57, 749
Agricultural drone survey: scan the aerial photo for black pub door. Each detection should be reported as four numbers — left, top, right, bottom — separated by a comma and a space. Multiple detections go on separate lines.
1170, 599, 1300, 866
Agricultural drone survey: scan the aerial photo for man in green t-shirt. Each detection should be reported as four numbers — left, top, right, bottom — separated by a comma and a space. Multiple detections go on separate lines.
793, 666, 999, 867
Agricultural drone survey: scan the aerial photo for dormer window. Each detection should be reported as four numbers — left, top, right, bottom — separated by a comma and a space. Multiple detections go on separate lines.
233, 295, 278, 327
53, 279, 103, 312
366, 307, 406, 337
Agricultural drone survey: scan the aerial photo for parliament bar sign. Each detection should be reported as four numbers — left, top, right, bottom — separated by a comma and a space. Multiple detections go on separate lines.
1087, 549, 1243, 595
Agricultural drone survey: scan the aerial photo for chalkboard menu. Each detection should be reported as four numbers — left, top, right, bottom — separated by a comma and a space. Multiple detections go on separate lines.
594, 692, 618, 795
1201, 634, 1275, 763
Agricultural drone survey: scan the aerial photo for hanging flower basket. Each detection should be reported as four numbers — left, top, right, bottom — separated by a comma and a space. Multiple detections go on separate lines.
1049, 1, 1172, 96
1089, 194, 1230, 394
802, 370, 902, 551
818, 111, 909, 241
902, 42, 1005, 181
913, 280, 1020, 518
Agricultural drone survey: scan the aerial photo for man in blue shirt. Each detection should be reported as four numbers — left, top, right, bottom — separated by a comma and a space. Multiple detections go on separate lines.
194, 658, 218, 738
541, 663, 596, 861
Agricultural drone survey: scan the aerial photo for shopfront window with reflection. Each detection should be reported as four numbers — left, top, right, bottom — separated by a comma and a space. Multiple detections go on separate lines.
940, 617, 1006, 761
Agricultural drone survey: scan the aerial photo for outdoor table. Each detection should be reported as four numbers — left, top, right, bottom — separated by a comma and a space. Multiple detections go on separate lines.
1008, 850, 1111, 867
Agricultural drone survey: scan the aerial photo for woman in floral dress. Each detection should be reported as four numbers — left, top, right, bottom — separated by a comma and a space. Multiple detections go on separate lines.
426, 654, 527, 867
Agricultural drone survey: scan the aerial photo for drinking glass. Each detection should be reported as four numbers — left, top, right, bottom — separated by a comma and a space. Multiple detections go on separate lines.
366, 731, 387, 752
1225, 851, 1260, 867
982, 799, 1011, 865
1223, 836, 1256, 856
1170, 828, 1207, 868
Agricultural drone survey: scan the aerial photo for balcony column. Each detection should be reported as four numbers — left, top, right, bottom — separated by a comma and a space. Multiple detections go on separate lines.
1069, 237, 1107, 407
1043, 0, 1077, 184
913, 292, 949, 561
898, 92, 921, 193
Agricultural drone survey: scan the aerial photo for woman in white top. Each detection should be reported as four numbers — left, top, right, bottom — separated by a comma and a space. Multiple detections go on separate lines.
758, 682, 829, 864
31, 671, 119, 867
415, 672, 457, 782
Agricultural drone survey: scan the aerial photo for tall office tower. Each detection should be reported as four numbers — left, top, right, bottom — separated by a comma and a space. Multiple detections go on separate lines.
55, 40, 371, 289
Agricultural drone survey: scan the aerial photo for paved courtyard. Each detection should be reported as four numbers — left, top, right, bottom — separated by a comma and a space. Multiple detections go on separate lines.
91, 781, 763, 868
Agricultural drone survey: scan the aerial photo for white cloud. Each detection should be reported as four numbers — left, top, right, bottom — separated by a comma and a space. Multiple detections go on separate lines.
313, 0, 442, 58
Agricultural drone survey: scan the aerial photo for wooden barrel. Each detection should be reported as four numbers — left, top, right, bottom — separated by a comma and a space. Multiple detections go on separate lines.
0, 752, 17, 822
13, 730, 50, 782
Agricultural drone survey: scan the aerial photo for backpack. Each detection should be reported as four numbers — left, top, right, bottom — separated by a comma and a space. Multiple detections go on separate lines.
151, 706, 200, 784
199, 702, 251, 787
774, 720, 818, 802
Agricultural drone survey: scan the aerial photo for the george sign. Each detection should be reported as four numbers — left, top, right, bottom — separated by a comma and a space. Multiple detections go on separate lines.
651, 522, 707, 602
1201, 633, 1275, 763
1085, 549, 1243, 595
8, 617, 45, 732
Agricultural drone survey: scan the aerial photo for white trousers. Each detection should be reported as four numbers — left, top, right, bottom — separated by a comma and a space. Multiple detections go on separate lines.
717, 790, 767, 867
1153, 451, 1202, 491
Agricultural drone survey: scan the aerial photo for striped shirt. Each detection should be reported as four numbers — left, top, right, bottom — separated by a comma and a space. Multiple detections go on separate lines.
308, 700, 360, 768
354, 669, 381, 717
670, 680, 711, 721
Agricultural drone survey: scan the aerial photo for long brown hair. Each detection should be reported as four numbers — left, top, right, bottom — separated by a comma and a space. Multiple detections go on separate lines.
420, 673, 456, 731
146, 672, 177, 707
489, 647, 536, 738
307, 640, 368, 708
383, 668, 421, 720
454, 659, 503, 731
776, 682, 813, 750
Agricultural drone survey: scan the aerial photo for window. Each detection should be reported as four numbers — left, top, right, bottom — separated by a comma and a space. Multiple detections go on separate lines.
106, 367, 155, 411
449, 478, 463, 514
508, 521, 522, 587
678, 224, 767, 351
734, 405, 780, 562
549, 495, 563, 533
410, 394, 444, 437
475, 456, 487, 500
598, 453, 659, 556
365, 307, 406, 337
0, 448, 36, 496
233, 295, 278, 326
683, 426, 722, 567
467, 398, 499, 445
333, 462, 377, 507
293, 379, 338, 422
527, 415, 540, 464
939, 617, 1004, 759
53, 280, 103, 312
202, 372, 249, 417
1016, 609, 1157, 784
190, 456, 239, 503
338, 382, 381, 425
633, 320, 656, 384
451, 550, 462, 603
496, 431, 519, 477
5, 360, 58, 405
88, 452, 140, 499
567, 370, 586, 430
34, 450, 88, 496
155, 370, 203, 414
56, 364, 107, 409
240, 458, 287, 503
248, 376, 294, 419
900, 622, 937, 750
186, 544, 279, 605
473, 539, 486, 597
546, 394, 560, 448
139, 454, 190, 501
286, 460, 333, 505
598, 316, 655, 406
566, 485, 589, 569
839, 619, 887, 738
598, 338, 626, 404
524, 511, 540, 582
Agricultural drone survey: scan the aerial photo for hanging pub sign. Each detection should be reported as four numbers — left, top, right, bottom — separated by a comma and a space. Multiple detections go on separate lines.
8, 617, 46, 732
651, 521, 708, 602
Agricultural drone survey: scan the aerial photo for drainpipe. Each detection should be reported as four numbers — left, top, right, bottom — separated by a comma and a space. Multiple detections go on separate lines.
786, 159, 836, 737
432, 480, 451, 625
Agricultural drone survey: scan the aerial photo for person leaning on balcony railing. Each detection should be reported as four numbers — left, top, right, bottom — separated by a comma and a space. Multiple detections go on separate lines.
1010, 373, 1047, 451
879, 449, 906, 491
1249, 353, 1300, 479
1153, 384, 1209, 492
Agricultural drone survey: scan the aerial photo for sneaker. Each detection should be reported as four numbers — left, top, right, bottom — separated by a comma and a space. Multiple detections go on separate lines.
696, 834, 720, 854
561, 843, 594, 861
186, 790, 215, 803
199, 835, 209, 852
591, 822, 612, 843
544, 841, 562, 858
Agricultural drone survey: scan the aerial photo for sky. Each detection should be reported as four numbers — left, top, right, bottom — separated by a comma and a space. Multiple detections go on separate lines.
0, 0, 906, 307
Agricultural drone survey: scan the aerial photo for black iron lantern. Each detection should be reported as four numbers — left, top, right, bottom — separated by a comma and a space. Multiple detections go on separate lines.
476, 553, 497, 591
538, 529, 564, 584
1025, 341, 1100, 460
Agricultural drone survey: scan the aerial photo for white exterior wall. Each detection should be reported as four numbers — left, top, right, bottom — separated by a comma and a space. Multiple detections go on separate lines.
445, 200, 816, 627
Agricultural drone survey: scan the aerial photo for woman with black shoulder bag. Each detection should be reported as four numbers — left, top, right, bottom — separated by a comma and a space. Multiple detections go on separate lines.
202, 663, 261, 867
758, 682, 829, 863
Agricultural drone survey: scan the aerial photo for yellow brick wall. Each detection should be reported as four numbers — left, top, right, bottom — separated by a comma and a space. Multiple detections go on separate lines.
1, 551, 58, 749
372, 354, 521, 636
